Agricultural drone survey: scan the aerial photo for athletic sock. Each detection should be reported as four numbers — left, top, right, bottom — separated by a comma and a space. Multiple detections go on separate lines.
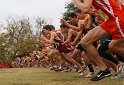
87, 64, 94, 72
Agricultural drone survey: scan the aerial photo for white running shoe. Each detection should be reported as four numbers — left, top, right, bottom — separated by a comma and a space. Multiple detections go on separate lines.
79, 70, 86, 76
117, 62, 124, 74
111, 71, 122, 79
111, 62, 124, 79
78, 69, 82, 73
120, 62, 124, 72
85, 72, 94, 78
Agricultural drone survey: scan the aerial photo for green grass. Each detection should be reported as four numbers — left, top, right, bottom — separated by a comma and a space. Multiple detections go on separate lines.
0, 68, 123, 85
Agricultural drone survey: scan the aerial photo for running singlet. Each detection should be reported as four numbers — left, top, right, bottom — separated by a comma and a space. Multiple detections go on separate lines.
121, 2, 124, 10
54, 36, 72, 53
93, 0, 124, 40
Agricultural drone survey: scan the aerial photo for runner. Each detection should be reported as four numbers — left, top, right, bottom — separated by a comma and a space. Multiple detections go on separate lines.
73, 0, 124, 81
41, 25, 73, 71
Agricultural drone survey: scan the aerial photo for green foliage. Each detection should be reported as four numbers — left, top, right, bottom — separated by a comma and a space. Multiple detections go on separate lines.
62, 0, 84, 21
0, 0, 84, 63
62, 1, 77, 21
0, 16, 48, 63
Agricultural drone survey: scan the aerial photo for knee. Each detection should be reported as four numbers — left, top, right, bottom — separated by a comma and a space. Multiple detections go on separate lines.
108, 43, 116, 51
47, 54, 52, 59
80, 39, 89, 48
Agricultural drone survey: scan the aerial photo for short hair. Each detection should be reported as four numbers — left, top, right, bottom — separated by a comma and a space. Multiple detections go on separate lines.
76, 9, 82, 13
68, 12, 77, 18
49, 25, 55, 30
60, 24, 68, 28
43, 25, 52, 31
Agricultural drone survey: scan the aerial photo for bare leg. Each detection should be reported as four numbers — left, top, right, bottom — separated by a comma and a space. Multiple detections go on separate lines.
109, 38, 124, 57
81, 52, 91, 65
71, 49, 83, 69
102, 58, 117, 72
80, 26, 110, 71
48, 49, 60, 67
75, 54, 84, 66
60, 52, 74, 65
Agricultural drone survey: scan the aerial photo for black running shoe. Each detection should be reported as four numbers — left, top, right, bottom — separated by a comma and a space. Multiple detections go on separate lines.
91, 69, 112, 81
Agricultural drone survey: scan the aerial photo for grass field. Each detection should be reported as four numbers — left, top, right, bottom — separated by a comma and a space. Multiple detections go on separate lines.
0, 68, 123, 85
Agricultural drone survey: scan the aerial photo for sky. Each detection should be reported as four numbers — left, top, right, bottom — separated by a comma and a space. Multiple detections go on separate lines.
0, 0, 72, 30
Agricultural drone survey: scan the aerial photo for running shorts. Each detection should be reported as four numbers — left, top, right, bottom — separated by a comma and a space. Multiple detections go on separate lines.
100, 17, 124, 40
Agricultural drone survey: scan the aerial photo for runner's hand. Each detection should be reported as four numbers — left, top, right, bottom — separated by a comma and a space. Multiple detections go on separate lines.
80, 24, 84, 30
60, 19, 67, 25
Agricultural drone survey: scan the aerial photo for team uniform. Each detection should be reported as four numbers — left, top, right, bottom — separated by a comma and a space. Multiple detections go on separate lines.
93, 0, 124, 40
54, 35, 72, 53
121, 2, 124, 10
87, 0, 124, 81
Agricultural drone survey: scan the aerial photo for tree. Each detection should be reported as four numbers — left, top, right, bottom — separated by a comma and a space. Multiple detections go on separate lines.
0, 15, 48, 63
62, 1, 77, 21
34, 16, 51, 46
62, 0, 84, 21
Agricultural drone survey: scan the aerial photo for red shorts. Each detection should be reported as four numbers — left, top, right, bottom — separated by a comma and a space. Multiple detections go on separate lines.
58, 44, 72, 53
100, 16, 124, 40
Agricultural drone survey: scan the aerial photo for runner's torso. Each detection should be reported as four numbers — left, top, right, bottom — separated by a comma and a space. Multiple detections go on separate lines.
93, 0, 124, 19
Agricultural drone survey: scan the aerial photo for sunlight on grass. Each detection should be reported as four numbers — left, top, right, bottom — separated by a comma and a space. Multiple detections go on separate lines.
0, 68, 123, 85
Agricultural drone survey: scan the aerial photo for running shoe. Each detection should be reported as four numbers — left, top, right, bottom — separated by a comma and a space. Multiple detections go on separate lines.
63, 68, 72, 72
50, 66, 55, 70
111, 71, 122, 79
91, 69, 112, 81
78, 65, 87, 76
111, 62, 124, 79
79, 70, 86, 76
85, 72, 94, 78
78, 65, 87, 73
54, 67, 63, 71
117, 62, 124, 72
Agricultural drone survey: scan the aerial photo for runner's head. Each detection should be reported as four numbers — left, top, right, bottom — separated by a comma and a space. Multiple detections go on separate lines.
60, 24, 69, 33
42, 25, 52, 34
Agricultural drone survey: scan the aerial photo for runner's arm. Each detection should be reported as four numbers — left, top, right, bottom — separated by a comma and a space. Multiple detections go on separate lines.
73, 0, 93, 13
71, 30, 83, 45
62, 29, 73, 45
60, 19, 81, 31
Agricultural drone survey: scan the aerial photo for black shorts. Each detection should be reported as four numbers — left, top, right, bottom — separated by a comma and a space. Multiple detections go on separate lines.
76, 44, 86, 52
